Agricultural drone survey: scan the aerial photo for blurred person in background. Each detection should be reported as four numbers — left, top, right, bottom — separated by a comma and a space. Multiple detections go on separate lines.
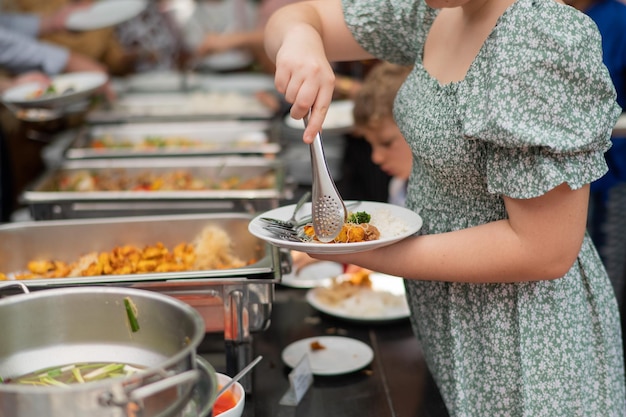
352, 61, 413, 207
1, 0, 133, 76
181, 0, 260, 72
0, 2, 109, 78
0, 2, 110, 223
182, 0, 312, 74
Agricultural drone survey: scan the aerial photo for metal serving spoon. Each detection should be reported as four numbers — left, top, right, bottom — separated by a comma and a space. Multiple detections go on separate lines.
304, 112, 347, 243
216, 355, 263, 398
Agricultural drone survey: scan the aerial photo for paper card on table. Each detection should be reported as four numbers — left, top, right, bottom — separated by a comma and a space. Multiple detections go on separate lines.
279, 354, 314, 406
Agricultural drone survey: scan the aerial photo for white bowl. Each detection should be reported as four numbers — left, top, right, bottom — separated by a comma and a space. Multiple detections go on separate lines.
1, 72, 108, 108
213, 372, 245, 417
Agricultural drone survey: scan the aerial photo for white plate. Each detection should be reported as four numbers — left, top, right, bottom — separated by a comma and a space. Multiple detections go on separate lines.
306, 273, 410, 322
199, 50, 254, 72
281, 336, 374, 375
280, 261, 343, 288
2, 72, 108, 108
66, 0, 147, 31
284, 100, 354, 132
200, 73, 276, 93
248, 201, 422, 255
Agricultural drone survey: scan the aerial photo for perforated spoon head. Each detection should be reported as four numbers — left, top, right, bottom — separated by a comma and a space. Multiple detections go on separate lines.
311, 193, 346, 242
304, 113, 347, 242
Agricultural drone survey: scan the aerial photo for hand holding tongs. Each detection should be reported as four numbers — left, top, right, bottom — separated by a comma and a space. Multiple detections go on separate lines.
304, 111, 347, 242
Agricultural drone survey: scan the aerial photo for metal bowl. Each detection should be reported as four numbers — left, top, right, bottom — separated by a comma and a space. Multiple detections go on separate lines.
0, 285, 207, 417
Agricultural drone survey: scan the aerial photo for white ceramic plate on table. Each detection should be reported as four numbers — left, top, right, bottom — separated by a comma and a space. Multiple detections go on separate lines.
281, 336, 374, 375
280, 261, 343, 288
1, 72, 107, 108
306, 273, 410, 322
248, 201, 423, 255
66, 0, 147, 31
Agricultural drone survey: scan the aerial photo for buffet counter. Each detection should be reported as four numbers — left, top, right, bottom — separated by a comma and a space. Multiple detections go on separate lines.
200, 287, 450, 417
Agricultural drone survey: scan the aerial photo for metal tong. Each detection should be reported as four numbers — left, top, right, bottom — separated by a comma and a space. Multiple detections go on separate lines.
304, 112, 347, 242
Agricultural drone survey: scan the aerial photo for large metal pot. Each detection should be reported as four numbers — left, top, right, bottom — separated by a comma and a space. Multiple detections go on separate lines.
0, 284, 211, 417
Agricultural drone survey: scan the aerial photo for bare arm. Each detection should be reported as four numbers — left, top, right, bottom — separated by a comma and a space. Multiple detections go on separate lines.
264, 0, 373, 142
314, 183, 589, 283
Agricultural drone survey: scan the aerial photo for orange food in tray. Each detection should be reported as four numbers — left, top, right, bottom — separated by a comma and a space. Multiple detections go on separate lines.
5, 226, 255, 280
55, 169, 275, 192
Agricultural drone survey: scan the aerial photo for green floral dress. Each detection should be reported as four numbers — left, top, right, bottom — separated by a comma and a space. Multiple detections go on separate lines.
342, 0, 626, 415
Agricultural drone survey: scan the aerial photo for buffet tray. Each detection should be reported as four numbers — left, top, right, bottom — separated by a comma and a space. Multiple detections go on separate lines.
21, 156, 286, 220
87, 91, 275, 123
0, 213, 286, 334
65, 120, 280, 159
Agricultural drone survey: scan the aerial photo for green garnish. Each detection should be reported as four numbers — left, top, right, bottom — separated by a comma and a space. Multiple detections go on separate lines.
347, 211, 371, 224
124, 297, 140, 332
44, 84, 57, 95
83, 363, 125, 381
3, 362, 142, 386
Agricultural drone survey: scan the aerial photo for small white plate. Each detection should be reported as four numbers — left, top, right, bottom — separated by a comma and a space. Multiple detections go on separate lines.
2, 72, 107, 108
66, 0, 147, 31
248, 201, 422, 255
200, 73, 276, 93
280, 261, 343, 288
199, 50, 254, 72
281, 336, 374, 375
284, 100, 354, 132
306, 273, 410, 322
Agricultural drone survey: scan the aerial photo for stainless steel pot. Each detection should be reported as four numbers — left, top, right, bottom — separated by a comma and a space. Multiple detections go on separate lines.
0, 284, 209, 417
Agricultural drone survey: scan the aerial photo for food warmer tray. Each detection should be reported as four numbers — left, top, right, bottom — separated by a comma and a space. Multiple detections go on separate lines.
21, 156, 287, 220
65, 120, 280, 159
86, 91, 275, 123
0, 213, 290, 391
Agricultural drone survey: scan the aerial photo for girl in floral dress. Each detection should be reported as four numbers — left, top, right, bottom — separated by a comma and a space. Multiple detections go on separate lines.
264, 0, 626, 415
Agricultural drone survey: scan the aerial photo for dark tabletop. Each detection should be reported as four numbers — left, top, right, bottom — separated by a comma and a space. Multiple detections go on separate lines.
200, 287, 450, 417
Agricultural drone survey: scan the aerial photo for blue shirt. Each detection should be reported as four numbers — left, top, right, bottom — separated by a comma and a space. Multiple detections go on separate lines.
0, 14, 68, 75
586, 0, 626, 110
585, 0, 626, 191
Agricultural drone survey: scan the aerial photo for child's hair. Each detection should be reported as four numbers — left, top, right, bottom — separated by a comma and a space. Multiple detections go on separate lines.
352, 62, 413, 129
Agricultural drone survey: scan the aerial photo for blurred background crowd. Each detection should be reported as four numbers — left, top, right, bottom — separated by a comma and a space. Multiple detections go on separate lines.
0, 0, 624, 336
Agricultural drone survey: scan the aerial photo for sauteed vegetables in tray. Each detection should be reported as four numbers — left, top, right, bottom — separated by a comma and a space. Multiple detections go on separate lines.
55, 169, 276, 192
0, 225, 255, 281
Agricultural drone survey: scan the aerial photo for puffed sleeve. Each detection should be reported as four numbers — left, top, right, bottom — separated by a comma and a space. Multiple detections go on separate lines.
341, 0, 434, 66
457, 0, 621, 199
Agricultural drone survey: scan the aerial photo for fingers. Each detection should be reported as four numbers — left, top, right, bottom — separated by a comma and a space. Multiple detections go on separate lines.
273, 52, 335, 143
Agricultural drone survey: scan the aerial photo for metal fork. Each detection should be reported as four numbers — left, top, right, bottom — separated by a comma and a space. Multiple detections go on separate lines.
260, 191, 310, 229
304, 112, 347, 243
262, 225, 308, 242
260, 200, 361, 235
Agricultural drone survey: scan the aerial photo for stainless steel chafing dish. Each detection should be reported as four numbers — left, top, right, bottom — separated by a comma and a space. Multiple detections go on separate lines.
21, 156, 288, 220
0, 213, 288, 391
65, 120, 280, 160
87, 91, 275, 124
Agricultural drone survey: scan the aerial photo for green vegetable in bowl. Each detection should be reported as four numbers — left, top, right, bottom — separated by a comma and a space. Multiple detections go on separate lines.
124, 297, 140, 332
347, 211, 371, 224
2, 362, 143, 386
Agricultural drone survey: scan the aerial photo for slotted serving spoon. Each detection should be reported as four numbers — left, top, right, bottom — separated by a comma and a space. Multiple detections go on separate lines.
304, 112, 347, 242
